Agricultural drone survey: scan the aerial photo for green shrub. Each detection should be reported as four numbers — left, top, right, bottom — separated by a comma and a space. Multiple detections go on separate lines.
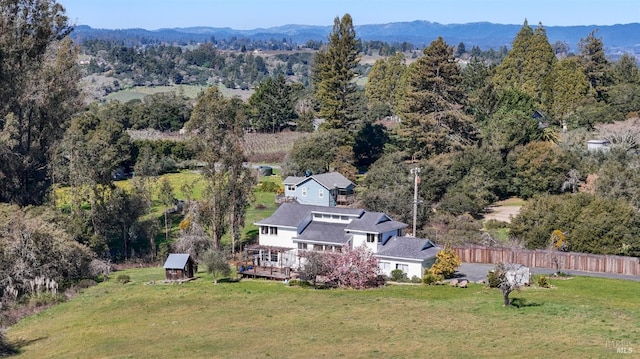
390, 269, 408, 282
116, 274, 131, 284
536, 275, 550, 288
484, 219, 509, 230
260, 181, 281, 193
422, 270, 443, 285
410, 276, 422, 284
487, 270, 500, 288
28, 293, 62, 307
78, 279, 98, 289
288, 279, 311, 288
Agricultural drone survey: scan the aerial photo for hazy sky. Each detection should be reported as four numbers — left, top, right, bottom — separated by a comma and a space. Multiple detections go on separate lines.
59, 0, 639, 30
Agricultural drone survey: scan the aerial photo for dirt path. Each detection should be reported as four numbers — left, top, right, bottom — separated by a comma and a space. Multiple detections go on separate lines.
482, 198, 523, 223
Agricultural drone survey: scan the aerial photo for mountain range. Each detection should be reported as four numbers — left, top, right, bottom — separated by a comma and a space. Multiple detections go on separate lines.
72, 21, 640, 56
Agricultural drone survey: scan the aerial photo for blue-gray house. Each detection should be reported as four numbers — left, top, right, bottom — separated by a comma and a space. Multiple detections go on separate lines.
282, 172, 355, 207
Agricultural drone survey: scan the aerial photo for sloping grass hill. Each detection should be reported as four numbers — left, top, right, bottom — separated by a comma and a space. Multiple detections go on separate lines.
6, 268, 640, 358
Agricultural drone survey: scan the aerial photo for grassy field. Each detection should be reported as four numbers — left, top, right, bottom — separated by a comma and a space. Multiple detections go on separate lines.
6, 267, 639, 358
104, 84, 253, 102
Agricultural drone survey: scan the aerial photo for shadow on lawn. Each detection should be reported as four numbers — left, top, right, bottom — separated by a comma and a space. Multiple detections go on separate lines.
3, 336, 48, 356
510, 297, 542, 308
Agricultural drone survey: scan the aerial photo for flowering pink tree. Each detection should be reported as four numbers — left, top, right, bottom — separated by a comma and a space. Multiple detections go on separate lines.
326, 245, 381, 289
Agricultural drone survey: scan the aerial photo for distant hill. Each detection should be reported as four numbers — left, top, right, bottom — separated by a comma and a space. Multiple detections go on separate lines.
72, 21, 640, 56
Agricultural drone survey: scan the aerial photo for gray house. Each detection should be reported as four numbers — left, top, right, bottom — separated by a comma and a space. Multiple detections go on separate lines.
254, 202, 440, 278
282, 172, 355, 207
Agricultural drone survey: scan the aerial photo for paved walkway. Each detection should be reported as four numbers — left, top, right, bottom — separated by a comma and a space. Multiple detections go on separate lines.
456, 263, 640, 282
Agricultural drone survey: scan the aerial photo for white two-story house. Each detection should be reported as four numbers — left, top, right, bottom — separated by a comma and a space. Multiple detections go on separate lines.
253, 202, 440, 279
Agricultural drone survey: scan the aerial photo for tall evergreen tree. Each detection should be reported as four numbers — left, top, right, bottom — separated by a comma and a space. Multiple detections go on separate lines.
365, 52, 406, 116
492, 21, 556, 107
0, 1, 82, 205
312, 13, 361, 130
545, 58, 592, 123
248, 75, 297, 133
397, 37, 476, 160
578, 30, 610, 101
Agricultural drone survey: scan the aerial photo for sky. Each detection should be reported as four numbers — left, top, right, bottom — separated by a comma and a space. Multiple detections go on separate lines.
59, 0, 639, 30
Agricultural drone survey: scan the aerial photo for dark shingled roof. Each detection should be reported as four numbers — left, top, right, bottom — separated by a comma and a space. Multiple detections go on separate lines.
254, 202, 363, 228
376, 237, 440, 260
282, 172, 354, 190
346, 211, 407, 233
163, 253, 192, 269
295, 221, 351, 245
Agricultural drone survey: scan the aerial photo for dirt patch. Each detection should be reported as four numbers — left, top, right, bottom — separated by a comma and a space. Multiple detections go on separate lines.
483, 203, 522, 223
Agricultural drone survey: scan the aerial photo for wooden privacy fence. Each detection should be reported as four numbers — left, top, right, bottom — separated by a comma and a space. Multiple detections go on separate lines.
452, 246, 640, 276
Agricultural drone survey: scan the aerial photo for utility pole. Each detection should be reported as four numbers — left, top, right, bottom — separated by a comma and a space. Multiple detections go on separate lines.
410, 167, 421, 237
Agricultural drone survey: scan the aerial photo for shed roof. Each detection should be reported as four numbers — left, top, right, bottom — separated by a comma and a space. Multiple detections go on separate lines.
163, 253, 192, 269
376, 237, 440, 260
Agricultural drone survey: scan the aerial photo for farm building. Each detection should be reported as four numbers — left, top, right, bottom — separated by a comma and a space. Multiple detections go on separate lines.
163, 253, 197, 281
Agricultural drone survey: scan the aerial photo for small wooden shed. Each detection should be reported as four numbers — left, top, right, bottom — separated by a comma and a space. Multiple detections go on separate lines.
163, 253, 196, 281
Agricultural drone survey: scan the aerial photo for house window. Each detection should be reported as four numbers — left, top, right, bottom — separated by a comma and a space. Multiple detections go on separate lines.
301, 187, 307, 196
271, 252, 278, 262
269, 227, 278, 235
396, 263, 409, 273
287, 185, 295, 191
366, 233, 376, 243
380, 262, 391, 272
261, 226, 268, 234
297, 243, 308, 250
378, 234, 383, 243
319, 189, 324, 198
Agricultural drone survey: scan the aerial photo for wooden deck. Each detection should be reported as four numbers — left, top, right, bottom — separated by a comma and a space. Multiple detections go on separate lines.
237, 264, 293, 280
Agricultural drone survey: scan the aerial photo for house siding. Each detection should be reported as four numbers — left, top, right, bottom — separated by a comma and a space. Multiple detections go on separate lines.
293, 180, 330, 206
377, 257, 431, 279
259, 227, 298, 248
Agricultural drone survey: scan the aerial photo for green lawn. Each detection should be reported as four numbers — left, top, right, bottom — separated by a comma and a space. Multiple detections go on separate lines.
6, 268, 639, 358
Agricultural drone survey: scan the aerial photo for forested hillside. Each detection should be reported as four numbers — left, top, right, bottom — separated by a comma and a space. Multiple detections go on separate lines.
2, 1, 640, 343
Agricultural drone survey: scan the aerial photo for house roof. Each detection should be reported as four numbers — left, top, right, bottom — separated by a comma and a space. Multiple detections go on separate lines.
295, 221, 352, 245
282, 172, 354, 190
376, 237, 441, 260
346, 211, 407, 233
254, 202, 363, 228
163, 253, 192, 269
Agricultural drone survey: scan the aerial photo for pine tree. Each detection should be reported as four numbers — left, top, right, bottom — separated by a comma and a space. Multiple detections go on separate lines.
397, 37, 476, 160
492, 21, 556, 107
365, 52, 406, 115
578, 30, 610, 101
312, 14, 361, 130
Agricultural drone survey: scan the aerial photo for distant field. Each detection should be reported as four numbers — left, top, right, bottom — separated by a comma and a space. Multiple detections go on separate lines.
7, 268, 639, 358
104, 83, 253, 102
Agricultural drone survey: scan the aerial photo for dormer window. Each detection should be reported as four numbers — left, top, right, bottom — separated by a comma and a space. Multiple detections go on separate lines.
366, 233, 376, 243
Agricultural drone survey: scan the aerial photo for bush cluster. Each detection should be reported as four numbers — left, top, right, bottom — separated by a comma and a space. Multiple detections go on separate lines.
116, 275, 131, 284
487, 270, 500, 288
536, 275, 550, 288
